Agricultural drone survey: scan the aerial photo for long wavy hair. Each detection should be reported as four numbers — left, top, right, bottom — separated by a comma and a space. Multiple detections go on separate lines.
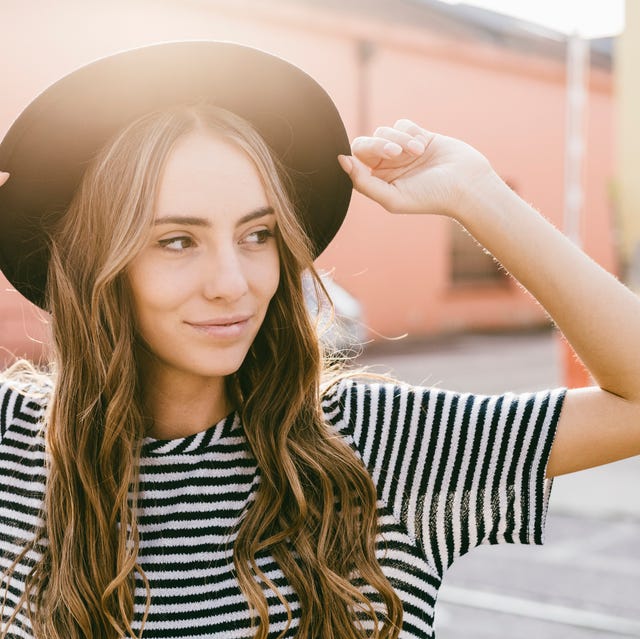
1, 104, 402, 638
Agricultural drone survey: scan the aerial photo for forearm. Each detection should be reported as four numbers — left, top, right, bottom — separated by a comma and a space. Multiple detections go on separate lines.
455, 171, 640, 401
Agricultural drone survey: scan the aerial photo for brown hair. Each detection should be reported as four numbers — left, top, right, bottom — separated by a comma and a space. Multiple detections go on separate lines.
1, 104, 402, 638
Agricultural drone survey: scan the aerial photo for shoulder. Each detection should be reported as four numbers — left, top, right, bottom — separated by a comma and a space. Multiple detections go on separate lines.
0, 374, 51, 442
322, 375, 453, 413
322, 377, 564, 423
320, 376, 385, 426
320, 377, 565, 452
321, 376, 435, 436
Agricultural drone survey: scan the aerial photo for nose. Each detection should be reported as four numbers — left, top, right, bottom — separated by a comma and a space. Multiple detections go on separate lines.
201, 244, 249, 302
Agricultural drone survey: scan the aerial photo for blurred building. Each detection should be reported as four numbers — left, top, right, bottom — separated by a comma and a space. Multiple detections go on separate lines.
0, 0, 616, 364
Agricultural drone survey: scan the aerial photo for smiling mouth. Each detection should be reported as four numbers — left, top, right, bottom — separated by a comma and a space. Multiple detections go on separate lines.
185, 316, 252, 338
188, 315, 252, 327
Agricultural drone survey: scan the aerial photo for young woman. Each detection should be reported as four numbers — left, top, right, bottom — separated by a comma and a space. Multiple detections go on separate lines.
0, 41, 638, 639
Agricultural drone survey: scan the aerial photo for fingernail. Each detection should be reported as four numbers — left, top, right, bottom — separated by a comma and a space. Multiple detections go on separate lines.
0, 171, 9, 177
383, 142, 403, 157
407, 139, 425, 154
338, 154, 353, 174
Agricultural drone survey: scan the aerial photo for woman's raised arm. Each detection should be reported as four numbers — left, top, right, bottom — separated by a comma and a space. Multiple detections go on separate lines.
338, 119, 640, 477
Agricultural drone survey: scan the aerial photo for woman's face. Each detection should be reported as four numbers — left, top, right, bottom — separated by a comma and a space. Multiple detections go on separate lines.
127, 130, 280, 389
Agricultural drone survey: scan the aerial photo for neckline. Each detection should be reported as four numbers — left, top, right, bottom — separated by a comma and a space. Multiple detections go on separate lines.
141, 411, 239, 456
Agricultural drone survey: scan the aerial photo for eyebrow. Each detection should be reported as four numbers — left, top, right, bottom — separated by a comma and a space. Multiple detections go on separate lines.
153, 206, 275, 227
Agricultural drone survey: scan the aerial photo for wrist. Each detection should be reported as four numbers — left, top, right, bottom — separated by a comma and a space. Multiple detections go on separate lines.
453, 168, 514, 227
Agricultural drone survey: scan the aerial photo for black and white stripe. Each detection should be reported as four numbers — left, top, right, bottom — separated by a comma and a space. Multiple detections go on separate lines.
0, 378, 564, 638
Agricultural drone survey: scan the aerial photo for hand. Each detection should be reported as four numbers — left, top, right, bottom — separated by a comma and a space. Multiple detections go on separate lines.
338, 119, 496, 219
0, 172, 9, 188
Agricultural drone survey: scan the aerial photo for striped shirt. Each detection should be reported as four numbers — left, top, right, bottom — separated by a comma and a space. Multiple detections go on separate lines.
0, 378, 565, 638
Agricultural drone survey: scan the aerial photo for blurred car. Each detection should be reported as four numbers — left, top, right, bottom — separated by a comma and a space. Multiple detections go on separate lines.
302, 271, 367, 355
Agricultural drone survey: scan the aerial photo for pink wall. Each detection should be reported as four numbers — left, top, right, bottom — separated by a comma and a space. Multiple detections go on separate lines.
317, 16, 615, 336
0, 0, 615, 363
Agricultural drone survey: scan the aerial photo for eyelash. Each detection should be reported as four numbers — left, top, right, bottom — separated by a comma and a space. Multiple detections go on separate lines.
244, 228, 274, 245
157, 228, 275, 252
158, 236, 193, 251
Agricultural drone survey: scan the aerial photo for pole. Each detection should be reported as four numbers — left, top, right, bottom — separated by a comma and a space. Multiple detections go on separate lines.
563, 32, 589, 247
561, 32, 592, 387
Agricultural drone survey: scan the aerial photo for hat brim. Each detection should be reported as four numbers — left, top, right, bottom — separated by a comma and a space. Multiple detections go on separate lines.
0, 41, 352, 309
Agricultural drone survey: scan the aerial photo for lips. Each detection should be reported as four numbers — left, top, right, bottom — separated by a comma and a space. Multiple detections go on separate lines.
188, 314, 252, 327
185, 314, 253, 339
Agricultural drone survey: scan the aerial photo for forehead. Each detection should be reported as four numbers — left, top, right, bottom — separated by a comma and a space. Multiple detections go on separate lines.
154, 131, 269, 218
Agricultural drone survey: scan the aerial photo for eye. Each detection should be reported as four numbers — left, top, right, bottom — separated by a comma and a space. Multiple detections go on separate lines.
242, 228, 275, 245
158, 236, 194, 252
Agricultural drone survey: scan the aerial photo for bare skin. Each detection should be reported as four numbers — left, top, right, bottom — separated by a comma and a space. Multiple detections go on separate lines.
126, 132, 280, 440
338, 119, 640, 478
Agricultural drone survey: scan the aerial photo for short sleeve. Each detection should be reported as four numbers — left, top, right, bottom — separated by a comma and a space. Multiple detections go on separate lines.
323, 379, 566, 576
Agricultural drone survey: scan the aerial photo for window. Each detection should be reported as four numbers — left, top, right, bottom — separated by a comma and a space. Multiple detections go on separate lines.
449, 220, 509, 285
449, 178, 518, 286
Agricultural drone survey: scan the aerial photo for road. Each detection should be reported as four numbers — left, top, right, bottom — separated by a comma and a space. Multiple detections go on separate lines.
355, 330, 640, 638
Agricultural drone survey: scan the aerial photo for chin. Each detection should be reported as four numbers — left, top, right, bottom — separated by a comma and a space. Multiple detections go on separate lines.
187, 351, 250, 380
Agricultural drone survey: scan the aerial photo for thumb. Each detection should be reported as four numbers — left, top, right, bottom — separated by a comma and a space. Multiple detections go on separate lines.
0, 172, 9, 188
337, 155, 398, 212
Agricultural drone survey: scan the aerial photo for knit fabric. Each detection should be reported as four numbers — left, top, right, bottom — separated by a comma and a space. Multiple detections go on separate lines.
0, 378, 565, 638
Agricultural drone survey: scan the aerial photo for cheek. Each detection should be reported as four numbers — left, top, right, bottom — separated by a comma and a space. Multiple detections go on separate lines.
127, 265, 184, 329
261, 253, 281, 302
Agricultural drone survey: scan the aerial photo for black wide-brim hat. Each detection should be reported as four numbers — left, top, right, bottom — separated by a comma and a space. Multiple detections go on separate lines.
0, 41, 352, 309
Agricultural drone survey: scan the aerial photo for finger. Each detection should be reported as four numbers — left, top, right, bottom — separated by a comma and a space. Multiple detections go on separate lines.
372, 126, 426, 156
338, 155, 400, 212
396, 119, 438, 146
351, 136, 403, 168
0, 172, 9, 188
393, 118, 427, 137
